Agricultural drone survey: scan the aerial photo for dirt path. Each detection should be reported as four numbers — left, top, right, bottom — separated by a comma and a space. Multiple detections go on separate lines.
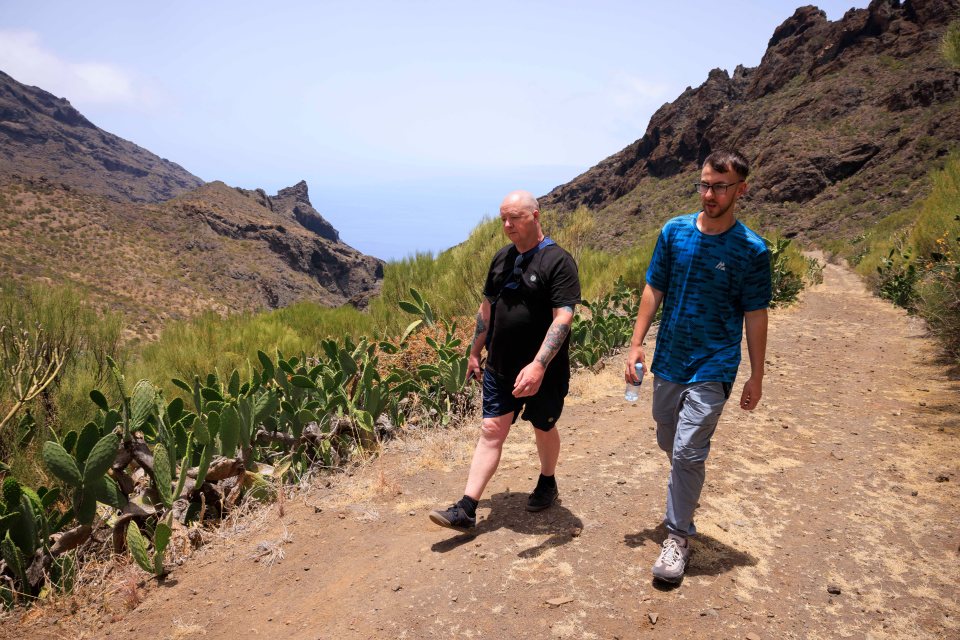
6, 261, 960, 639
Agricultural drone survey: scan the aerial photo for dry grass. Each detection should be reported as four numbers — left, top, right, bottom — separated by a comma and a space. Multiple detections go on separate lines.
248, 526, 292, 567
313, 427, 476, 510
166, 620, 207, 639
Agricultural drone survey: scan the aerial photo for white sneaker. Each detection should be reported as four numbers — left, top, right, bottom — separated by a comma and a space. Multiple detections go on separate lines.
652, 534, 691, 583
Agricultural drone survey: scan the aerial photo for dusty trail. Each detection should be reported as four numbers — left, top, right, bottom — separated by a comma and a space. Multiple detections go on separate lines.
7, 261, 959, 639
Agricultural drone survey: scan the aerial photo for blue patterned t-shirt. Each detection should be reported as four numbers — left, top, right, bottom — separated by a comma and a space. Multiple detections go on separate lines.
646, 213, 771, 384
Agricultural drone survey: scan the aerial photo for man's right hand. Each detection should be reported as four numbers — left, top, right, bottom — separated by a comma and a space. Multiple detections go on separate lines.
466, 354, 483, 383
624, 345, 645, 384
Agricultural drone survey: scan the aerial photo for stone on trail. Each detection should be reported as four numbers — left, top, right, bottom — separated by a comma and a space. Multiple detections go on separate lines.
546, 596, 574, 607
827, 585, 842, 595
648, 612, 658, 624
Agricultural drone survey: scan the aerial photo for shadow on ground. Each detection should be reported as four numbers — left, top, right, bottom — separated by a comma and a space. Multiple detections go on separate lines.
431, 490, 583, 557
625, 522, 757, 583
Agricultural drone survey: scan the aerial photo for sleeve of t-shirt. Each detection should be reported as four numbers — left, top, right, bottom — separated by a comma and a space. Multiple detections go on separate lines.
482, 251, 503, 299
645, 228, 670, 292
740, 246, 772, 312
548, 250, 581, 308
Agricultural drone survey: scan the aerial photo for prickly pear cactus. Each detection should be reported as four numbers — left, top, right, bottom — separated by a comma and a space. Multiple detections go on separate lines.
41, 442, 82, 488
131, 379, 156, 431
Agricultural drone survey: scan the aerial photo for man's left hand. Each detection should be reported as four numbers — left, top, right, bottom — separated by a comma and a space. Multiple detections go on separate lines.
513, 362, 545, 397
739, 376, 762, 410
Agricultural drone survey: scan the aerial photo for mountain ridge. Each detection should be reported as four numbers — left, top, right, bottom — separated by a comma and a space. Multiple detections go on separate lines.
0, 69, 203, 203
540, 0, 960, 253
0, 69, 384, 334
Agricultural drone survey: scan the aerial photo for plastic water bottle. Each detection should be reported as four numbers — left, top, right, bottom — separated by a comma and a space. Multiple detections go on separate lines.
624, 362, 644, 402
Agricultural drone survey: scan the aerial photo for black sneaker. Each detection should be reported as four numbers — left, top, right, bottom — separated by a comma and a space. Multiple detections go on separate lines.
429, 503, 476, 531
526, 483, 558, 512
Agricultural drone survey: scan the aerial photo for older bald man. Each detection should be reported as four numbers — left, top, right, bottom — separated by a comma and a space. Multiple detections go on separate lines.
430, 190, 581, 531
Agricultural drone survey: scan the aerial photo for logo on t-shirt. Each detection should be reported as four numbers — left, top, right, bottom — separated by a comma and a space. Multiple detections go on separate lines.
530, 275, 537, 282
714, 261, 726, 271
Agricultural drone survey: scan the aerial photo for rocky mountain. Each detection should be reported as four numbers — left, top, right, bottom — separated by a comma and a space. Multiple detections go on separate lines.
541, 0, 960, 253
170, 181, 383, 310
0, 70, 383, 334
0, 70, 203, 202
236, 180, 341, 243
0, 176, 383, 337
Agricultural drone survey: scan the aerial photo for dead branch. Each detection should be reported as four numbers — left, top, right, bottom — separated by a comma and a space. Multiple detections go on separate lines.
49, 524, 92, 556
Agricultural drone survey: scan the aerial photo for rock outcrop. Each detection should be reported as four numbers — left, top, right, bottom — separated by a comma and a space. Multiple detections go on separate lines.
237, 180, 341, 243
179, 181, 383, 309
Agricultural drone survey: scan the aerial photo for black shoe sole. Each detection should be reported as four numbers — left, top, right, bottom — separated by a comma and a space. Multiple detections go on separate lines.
428, 511, 475, 531
525, 494, 559, 512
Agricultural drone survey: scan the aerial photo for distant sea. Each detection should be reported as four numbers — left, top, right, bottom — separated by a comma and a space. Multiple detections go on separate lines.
309, 165, 585, 261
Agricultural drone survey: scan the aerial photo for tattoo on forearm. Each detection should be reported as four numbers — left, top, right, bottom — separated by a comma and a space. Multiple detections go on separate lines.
472, 312, 487, 347
536, 322, 571, 367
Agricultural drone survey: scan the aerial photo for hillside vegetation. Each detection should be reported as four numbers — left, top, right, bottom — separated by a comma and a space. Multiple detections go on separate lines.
854, 153, 960, 361
0, 179, 382, 339
542, 1, 960, 264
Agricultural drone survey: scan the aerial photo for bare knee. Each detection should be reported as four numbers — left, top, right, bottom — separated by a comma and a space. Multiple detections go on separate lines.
480, 417, 511, 446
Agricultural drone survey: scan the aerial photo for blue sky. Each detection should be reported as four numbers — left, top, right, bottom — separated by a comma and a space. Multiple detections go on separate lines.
1, 1, 866, 260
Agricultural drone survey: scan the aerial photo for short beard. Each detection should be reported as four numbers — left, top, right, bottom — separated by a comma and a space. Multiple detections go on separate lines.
703, 199, 734, 219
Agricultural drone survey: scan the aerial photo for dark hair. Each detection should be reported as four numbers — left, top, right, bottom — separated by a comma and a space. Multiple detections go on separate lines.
703, 150, 750, 179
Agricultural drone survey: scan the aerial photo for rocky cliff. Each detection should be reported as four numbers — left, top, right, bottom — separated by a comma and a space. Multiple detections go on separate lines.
173, 181, 383, 310
0, 70, 204, 202
541, 0, 960, 249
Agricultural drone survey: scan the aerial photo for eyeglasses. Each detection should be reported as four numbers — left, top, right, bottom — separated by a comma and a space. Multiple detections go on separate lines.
503, 253, 525, 290
695, 180, 742, 196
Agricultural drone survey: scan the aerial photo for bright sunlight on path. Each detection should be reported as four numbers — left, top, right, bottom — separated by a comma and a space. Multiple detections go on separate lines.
8, 259, 959, 640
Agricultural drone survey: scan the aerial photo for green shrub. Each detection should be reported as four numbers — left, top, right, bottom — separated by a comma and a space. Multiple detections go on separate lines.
911, 157, 960, 359
942, 20, 960, 67
876, 246, 919, 309
855, 155, 960, 360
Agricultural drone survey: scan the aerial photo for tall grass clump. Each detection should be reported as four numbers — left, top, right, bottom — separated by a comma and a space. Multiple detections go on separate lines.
130, 301, 376, 394
0, 280, 123, 482
547, 207, 659, 299
126, 218, 503, 395
369, 216, 503, 325
911, 156, 960, 359
858, 155, 960, 361
942, 19, 960, 67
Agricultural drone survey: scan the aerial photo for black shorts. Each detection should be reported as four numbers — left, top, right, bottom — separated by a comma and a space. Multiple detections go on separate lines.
481, 368, 568, 432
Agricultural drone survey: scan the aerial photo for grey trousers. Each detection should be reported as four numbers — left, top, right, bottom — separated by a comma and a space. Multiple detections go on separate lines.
651, 376, 731, 537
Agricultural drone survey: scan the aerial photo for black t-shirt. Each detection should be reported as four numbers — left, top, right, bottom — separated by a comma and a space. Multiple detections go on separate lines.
482, 242, 581, 382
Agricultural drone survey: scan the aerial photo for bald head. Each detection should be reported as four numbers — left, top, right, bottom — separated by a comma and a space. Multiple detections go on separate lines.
499, 189, 543, 251
500, 190, 539, 214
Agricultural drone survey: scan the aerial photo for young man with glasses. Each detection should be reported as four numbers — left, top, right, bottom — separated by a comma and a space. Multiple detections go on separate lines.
430, 190, 580, 531
625, 150, 771, 583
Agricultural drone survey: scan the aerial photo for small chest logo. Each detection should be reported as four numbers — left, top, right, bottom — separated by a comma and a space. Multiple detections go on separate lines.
714, 261, 726, 271
529, 275, 537, 282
